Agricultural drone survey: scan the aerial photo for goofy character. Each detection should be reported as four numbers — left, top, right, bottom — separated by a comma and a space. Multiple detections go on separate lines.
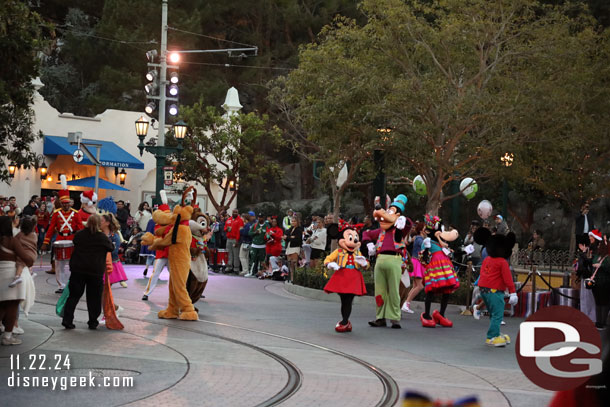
419, 214, 460, 328
363, 194, 412, 329
323, 221, 369, 332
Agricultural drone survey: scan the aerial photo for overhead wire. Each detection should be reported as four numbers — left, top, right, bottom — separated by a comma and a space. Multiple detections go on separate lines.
55, 26, 156, 46
180, 61, 293, 71
167, 26, 257, 48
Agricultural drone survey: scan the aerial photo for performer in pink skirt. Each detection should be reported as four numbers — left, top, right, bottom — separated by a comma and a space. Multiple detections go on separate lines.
100, 213, 128, 288
402, 222, 427, 313
323, 221, 368, 332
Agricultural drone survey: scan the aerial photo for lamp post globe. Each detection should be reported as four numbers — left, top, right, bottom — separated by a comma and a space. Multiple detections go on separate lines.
8, 162, 17, 178
173, 120, 188, 140
135, 116, 150, 137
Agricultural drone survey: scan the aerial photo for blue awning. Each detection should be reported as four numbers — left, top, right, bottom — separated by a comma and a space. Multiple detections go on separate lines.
44, 135, 144, 169
59, 176, 130, 191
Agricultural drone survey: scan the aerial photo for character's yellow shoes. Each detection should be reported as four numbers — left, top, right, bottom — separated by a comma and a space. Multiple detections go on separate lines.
486, 336, 507, 347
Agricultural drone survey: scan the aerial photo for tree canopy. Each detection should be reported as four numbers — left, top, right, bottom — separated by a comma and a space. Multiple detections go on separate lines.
0, 0, 47, 183
171, 103, 282, 213
272, 0, 610, 216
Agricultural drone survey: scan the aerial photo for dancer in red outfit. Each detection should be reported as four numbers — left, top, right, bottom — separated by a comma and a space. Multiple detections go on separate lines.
324, 222, 369, 332
41, 175, 84, 293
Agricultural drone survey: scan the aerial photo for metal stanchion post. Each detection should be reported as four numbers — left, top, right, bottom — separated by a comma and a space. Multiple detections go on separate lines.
461, 261, 473, 316
530, 265, 537, 314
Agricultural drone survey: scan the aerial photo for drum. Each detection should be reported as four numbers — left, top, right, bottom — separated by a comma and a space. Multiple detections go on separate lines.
54, 240, 74, 261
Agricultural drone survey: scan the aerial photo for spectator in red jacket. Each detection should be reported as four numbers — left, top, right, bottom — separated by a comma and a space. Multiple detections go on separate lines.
264, 216, 283, 276
224, 208, 245, 274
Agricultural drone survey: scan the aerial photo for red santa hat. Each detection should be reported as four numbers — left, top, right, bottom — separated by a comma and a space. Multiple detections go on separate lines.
158, 190, 170, 213
80, 190, 98, 207
589, 229, 602, 241
58, 175, 71, 203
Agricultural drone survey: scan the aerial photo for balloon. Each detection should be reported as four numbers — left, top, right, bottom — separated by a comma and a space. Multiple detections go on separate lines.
460, 177, 478, 200
477, 200, 493, 219
412, 175, 427, 196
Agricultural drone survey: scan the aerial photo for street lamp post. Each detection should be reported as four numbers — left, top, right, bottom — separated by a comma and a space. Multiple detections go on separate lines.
373, 127, 392, 207
135, 116, 187, 204
500, 152, 514, 218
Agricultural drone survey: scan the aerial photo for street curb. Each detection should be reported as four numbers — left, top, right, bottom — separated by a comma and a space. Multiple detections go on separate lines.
283, 282, 467, 314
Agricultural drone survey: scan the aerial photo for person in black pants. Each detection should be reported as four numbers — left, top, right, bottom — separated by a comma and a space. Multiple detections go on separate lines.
62, 214, 113, 330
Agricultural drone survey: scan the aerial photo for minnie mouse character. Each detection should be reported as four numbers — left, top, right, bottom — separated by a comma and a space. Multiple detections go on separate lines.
324, 221, 369, 332
362, 194, 412, 329
473, 228, 518, 346
420, 214, 460, 328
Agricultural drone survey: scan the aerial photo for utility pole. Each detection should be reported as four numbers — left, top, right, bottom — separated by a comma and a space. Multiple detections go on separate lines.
159, 0, 168, 148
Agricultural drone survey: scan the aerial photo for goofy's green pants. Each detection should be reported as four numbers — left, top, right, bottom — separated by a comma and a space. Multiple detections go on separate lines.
374, 254, 403, 321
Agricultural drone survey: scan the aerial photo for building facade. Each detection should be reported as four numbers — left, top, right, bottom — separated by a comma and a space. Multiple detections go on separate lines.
0, 80, 234, 214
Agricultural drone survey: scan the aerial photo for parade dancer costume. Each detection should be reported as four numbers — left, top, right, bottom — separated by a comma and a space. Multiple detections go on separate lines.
420, 214, 459, 328
142, 191, 170, 300
78, 190, 97, 225
97, 197, 128, 286
324, 222, 368, 332
187, 207, 212, 308
43, 175, 83, 291
473, 228, 518, 346
363, 194, 412, 329
141, 187, 198, 321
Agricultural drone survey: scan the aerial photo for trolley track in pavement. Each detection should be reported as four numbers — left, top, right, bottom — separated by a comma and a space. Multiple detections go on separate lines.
34, 297, 399, 406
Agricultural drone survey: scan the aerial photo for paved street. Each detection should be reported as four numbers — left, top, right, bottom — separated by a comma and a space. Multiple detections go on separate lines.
1, 262, 553, 406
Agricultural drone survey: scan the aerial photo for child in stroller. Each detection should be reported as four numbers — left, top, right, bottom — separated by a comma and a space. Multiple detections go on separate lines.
123, 226, 144, 264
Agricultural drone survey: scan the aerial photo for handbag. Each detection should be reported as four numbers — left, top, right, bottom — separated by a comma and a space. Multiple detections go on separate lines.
585, 256, 607, 290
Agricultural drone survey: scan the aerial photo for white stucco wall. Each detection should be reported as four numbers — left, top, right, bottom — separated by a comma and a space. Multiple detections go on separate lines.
0, 84, 235, 214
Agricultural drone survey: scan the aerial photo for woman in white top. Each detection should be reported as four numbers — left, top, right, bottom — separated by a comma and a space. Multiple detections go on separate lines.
307, 219, 327, 268
134, 202, 152, 231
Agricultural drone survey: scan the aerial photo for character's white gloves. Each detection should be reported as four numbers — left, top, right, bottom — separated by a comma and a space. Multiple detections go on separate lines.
355, 256, 368, 267
395, 216, 407, 230
326, 262, 340, 271
423, 238, 431, 249
367, 243, 376, 256
509, 293, 518, 305
464, 244, 475, 255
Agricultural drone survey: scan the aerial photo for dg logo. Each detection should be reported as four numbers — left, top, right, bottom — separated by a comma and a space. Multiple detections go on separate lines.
516, 305, 603, 391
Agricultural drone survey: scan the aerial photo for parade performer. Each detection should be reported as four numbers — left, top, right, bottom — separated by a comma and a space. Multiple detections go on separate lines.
78, 190, 97, 225
41, 175, 83, 293
473, 228, 518, 346
419, 214, 460, 328
142, 191, 171, 301
363, 194, 412, 329
324, 222, 368, 332
97, 197, 128, 288
187, 206, 212, 309
141, 187, 198, 321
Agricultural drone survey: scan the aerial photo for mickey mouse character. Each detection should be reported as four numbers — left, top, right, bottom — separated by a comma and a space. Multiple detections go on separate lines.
362, 194, 412, 329
473, 228, 518, 347
324, 221, 369, 332
420, 214, 460, 328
